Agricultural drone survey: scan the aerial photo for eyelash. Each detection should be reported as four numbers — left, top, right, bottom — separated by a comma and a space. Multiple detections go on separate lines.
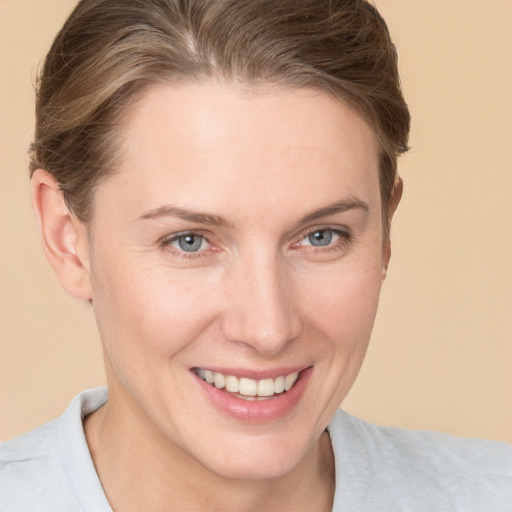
292, 227, 351, 254
160, 232, 213, 259
160, 227, 351, 259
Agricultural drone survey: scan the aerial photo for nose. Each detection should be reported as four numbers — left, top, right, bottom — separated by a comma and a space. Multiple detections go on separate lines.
220, 252, 302, 356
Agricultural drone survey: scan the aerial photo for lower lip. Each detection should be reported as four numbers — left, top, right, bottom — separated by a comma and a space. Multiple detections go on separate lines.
193, 367, 313, 423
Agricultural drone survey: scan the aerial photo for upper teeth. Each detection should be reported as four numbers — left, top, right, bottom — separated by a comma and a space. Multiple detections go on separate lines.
195, 368, 299, 398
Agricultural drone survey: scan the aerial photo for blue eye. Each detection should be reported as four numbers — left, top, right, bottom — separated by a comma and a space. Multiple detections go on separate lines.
170, 233, 207, 252
305, 229, 339, 247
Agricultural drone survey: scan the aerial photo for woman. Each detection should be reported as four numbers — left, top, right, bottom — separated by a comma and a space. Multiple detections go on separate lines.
1, 1, 510, 510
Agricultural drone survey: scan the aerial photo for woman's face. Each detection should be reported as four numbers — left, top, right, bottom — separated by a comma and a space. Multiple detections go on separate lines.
86, 83, 387, 479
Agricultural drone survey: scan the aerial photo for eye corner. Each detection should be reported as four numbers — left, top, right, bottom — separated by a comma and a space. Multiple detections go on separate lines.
288, 226, 352, 258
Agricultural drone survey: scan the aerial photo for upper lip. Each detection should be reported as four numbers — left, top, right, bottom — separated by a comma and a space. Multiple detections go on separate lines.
191, 365, 311, 380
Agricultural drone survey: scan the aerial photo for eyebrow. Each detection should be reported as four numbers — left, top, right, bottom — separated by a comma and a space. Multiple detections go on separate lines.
297, 197, 369, 225
137, 196, 368, 228
138, 205, 231, 227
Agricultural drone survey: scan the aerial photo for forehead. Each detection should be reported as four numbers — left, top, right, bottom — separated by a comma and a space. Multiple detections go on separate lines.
97, 83, 381, 224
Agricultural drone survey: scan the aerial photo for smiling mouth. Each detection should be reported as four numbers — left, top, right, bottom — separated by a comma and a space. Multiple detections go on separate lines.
193, 368, 301, 401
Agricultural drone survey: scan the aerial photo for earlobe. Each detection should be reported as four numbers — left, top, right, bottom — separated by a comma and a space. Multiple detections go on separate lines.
31, 169, 92, 300
381, 176, 403, 281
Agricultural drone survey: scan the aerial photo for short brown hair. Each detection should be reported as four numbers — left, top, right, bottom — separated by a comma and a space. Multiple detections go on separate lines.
30, 0, 410, 228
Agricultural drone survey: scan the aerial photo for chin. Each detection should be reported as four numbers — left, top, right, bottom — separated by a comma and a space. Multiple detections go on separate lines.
205, 453, 302, 482
190, 431, 316, 482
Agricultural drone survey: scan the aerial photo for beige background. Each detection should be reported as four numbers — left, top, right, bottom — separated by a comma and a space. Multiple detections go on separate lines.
1, 1, 511, 443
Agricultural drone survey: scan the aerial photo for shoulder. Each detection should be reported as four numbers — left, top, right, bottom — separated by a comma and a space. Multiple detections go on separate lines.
0, 387, 109, 512
328, 409, 512, 511
336, 409, 512, 474
0, 418, 78, 510
0, 418, 58, 463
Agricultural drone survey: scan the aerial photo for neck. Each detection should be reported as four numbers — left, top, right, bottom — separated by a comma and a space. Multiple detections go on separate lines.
84, 393, 335, 512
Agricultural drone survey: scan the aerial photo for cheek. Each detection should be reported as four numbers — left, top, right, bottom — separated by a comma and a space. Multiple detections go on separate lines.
292, 258, 383, 427
90, 253, 222, 360
300, 258, 383, 343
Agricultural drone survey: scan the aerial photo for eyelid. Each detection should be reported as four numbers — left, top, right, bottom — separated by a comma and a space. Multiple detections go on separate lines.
161, 229, 209, 245
160, 230, 216, 258
290, 225, 351, 247
301, 229, 341, 247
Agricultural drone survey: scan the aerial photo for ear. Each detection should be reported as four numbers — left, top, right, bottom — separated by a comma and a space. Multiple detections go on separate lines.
381, 176, 403, 280
31, 169, 92, 300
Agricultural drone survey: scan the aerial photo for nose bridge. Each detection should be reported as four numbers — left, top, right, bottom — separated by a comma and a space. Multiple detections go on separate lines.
222, 249, 301, 355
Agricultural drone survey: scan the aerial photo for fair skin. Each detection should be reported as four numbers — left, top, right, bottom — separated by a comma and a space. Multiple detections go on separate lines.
32, 83, 401, 512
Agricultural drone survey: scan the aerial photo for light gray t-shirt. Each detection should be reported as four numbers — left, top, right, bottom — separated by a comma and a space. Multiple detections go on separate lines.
1, 387, 511, 511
